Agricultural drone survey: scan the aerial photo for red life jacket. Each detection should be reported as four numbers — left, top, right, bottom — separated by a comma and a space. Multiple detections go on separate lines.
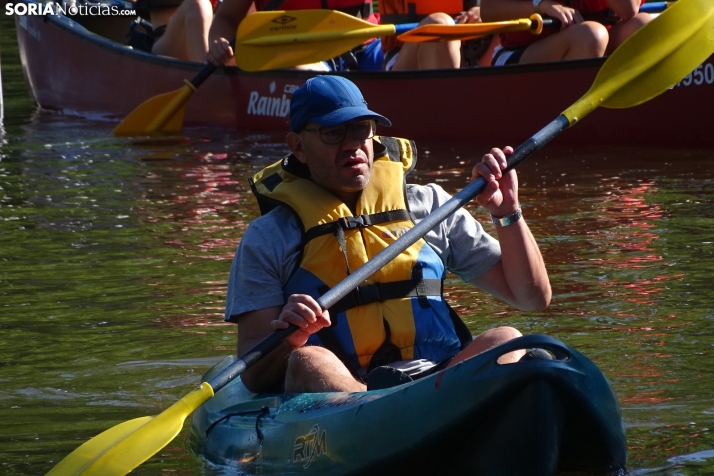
500, 0, 644, 49
378, 0, 465, 51
254, 0, 378, 24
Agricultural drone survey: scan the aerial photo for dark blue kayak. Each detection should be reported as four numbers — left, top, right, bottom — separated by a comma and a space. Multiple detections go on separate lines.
188, 334, 626, 475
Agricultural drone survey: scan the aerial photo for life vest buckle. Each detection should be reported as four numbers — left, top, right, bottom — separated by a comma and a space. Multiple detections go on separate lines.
339, 214, 373, 230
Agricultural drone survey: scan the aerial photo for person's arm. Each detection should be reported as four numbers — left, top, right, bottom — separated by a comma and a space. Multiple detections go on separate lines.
480, 0, 583, 28
469, 146, 551, 311
236, 295, 331, 393
607, 0, 640, 21
206, 0, 254, 65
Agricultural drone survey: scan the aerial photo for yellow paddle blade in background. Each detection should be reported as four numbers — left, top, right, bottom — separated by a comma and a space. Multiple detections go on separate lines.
112, 83, 193, 136
563, 0, 714, 122
397, 16, 537, 43
47, 382, 214, 476
235, 10, 397, 71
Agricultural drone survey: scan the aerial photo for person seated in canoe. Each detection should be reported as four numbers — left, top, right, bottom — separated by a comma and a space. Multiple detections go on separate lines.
206, 0, 380, 71
380, 1, 499, 70
479, 0, 653, 65
225, 75, 552, 394
128, 0, 215, 62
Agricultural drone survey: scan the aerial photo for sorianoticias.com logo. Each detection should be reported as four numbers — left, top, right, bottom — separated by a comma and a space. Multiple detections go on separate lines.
5, 1, 136, 16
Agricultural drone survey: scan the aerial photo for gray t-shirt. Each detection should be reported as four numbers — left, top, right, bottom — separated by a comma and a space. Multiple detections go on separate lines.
225, 183, 501, 321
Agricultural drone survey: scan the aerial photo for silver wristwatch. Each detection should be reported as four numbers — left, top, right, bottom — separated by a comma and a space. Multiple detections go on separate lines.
491, 207, 523, 227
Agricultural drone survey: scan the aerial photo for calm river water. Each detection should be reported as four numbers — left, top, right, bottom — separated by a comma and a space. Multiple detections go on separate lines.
2, 15, 714, 476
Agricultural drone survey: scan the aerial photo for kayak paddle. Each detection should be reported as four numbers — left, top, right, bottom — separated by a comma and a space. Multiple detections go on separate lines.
49, 0, 714, 473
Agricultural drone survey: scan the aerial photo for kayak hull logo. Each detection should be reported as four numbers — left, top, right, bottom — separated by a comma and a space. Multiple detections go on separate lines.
293, 424, 326, 469
247, 81, 295, 118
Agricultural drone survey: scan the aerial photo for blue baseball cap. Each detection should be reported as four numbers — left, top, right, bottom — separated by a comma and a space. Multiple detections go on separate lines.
290, 76, 392, 133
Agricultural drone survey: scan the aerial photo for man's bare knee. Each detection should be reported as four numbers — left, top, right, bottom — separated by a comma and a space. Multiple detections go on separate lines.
286, 346, 365, 393
448, 326, 524, 368
287, 346, 335, 373
476, 327, 524, 364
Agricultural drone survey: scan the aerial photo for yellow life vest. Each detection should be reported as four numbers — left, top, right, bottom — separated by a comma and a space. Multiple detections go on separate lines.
250, 137, 470, 372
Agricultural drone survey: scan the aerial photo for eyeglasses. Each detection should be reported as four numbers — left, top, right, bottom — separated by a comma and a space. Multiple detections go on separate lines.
302, 120, 376, 145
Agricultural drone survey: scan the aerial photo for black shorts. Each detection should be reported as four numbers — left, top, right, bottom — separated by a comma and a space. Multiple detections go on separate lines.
126, 23, 167, 53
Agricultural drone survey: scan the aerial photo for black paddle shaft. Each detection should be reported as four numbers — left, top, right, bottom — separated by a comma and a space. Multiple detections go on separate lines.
207, 114, 570, 394
190, 40, 235, 89
191, 63, 217, 89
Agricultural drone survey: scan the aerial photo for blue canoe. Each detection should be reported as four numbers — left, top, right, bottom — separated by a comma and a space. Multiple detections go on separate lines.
188, 334, 626, 474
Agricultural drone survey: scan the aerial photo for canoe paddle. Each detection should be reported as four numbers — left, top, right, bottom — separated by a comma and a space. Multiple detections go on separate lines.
234, 9, 416, 71
51, 0, 714, 473
236, 0, 671, 69
112, 61, 218, 136
234, 11, 556, 71
400, 1, 672, 43
112, 10, 415, 136
397, 14, 554, 43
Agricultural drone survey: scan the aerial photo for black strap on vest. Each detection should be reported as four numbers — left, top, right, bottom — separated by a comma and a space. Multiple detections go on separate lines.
303, 209, 414, 276
303, 210, 414, 244
324, 278, 442, 315
367, 318, 403, 372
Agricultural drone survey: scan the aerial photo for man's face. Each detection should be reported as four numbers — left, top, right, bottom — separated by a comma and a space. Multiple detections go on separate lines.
288, 120, 375, 203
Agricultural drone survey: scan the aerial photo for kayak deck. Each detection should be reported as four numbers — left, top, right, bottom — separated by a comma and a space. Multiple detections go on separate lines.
188, 335, 626, 475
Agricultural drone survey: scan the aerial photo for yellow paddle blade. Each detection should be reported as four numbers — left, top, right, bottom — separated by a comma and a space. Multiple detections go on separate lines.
563, 0, 714, 123
235, 10, 397, 71
398, 18, 534, 43
112, 83, 193, 136
46, 417, 153, 475
48, 382, 214, 476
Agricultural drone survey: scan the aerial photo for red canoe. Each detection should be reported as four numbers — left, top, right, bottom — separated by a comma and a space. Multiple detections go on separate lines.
14, 1, 714, 146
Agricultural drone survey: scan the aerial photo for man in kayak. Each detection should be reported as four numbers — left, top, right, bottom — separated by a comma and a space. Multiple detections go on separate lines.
226, 76, 551, 394
480, 0, 652, 65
